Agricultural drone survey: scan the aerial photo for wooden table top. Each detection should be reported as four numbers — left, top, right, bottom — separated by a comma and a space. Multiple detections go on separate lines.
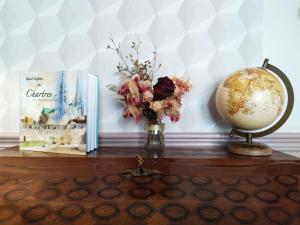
0, 146, 299, 225
1, 145, 300, 159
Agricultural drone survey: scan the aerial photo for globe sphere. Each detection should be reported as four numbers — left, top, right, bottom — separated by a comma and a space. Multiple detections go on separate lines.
216, 68, 285, 131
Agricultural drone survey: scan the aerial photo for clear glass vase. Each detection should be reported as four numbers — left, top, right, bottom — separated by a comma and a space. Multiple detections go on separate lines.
145, 121, 165, 152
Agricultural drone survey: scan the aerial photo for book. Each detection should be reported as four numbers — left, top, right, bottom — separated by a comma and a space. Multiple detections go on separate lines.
20, 71, 99, 155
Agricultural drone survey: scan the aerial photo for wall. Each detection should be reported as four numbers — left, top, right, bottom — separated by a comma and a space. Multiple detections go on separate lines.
263, 0, 300, 132
0, 0, 263, 134
0, 0, 299, 143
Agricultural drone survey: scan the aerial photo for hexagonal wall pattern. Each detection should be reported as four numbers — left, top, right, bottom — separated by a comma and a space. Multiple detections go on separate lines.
0, 0, 262, 133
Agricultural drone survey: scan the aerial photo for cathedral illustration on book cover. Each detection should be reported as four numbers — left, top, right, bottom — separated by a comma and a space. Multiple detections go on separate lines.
20, 71, 99, 155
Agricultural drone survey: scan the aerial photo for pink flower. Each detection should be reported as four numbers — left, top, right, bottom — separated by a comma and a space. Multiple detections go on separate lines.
170, 114, 180, 123
139, 86, 147, 93
134, 97, 142, 108
166, 101, 173, 108
119, 83, 129, 95
126, 96, 133, 105
132, 74, 140, 83
138, 80, 152, 93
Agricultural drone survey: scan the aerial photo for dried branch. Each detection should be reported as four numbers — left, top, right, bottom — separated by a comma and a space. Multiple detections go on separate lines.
107, 33, 130, 74
106, 84, 119, 93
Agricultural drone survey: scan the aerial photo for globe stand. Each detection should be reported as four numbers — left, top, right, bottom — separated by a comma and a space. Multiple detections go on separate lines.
227, 58, 294, 157
228, 132, 272, 156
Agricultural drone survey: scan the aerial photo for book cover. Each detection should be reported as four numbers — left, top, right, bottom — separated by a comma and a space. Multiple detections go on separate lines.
20, 71, 88, 155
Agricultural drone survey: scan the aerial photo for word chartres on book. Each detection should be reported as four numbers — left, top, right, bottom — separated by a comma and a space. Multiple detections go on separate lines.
20, 72, 99, 155
26, 84, 53, 98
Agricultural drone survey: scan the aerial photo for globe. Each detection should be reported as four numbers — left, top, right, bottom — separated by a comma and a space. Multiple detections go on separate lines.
216, 67, 285, 131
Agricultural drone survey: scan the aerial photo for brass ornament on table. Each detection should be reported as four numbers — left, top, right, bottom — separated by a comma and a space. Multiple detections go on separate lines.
123, 154, 161, 177
226, 58, 294, 156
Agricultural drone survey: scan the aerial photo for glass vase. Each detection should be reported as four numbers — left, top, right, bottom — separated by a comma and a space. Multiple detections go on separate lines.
145, 121, 165, 152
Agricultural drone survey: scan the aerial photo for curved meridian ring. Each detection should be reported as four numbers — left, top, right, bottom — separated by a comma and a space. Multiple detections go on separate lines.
231, 58, 294, 139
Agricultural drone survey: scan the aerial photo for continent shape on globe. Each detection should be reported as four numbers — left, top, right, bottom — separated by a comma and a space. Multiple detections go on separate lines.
216, 68, 285, 130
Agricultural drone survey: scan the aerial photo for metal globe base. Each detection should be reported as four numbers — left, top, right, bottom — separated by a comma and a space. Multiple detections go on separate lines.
227, 142, 272, 156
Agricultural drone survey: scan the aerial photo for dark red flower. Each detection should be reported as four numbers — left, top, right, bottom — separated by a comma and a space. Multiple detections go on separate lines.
153, 76, 175, 100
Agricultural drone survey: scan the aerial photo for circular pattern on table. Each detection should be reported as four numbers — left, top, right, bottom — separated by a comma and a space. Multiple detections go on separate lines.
160, 203, 189, 222
92, 203, 120, 220
102, 174, 124, 185
193, 188, 218, 201
22, 204, 51, 223
17, 178, 35, 185
58, 204, 84, 221
46, 177, 66, 186
37, 188, 61, 201
286, 189, 300, 203
246, 177, 269, 186
132, 176, 153, 185
161, 187, 186, 200
189, 176, 212, 186
97, 187, 122, 199
197, 204, 224, 223
66, 187, 92, 200
254, 189, 280, 203
4, 188, 29, 202
130, 187, 154, 199
275, 175, 298, 185
264, 207, 291, 225
126, 202, 154, 219
231, 206, 258, 224
74, 176, 96, 185
160, 175, 182, 185
218, 177, 240, 186
0, 205, 17, 222
0, 176, 10, 185
224, 189, 249, 203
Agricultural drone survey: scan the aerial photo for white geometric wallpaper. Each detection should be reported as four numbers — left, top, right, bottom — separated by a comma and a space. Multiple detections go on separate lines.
0, 0, 262, 133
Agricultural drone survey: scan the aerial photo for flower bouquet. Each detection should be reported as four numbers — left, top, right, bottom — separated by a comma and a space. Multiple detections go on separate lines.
107, 35, 191, 150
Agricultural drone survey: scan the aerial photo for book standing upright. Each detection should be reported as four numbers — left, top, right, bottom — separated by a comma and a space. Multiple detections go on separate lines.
20, 71, 99, 155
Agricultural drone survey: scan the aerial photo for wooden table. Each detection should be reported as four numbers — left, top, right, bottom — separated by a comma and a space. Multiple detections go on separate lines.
0, 146, 299, 225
